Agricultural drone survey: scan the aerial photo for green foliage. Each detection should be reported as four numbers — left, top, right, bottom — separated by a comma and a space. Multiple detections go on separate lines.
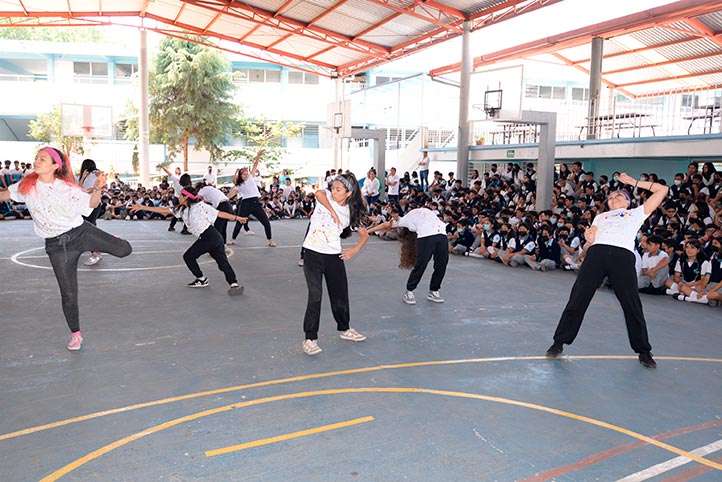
27, 107, 84, 159
0, 23, 110, 43
149, 36, 239, 170
225, 116, 302, 172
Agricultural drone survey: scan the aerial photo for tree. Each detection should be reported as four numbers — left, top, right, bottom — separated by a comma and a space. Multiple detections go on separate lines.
149, 36, 239, 171
28, 107, 83, 160
0, 23, 109, 42
223, 116, 302, 173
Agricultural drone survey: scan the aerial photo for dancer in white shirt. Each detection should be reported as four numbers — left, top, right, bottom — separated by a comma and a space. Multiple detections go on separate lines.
227, 149, 276, 247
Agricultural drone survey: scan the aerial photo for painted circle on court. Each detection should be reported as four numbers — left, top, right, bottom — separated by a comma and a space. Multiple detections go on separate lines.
10, 240, 234, 272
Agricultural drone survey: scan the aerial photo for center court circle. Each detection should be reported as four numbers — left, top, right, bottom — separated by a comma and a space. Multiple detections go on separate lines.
10, 240, 234, 272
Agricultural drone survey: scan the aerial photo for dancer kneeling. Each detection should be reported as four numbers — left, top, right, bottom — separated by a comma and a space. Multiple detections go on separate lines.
0, 147, 132, 351
130, 186, 247, 296
301, 173, 369, 356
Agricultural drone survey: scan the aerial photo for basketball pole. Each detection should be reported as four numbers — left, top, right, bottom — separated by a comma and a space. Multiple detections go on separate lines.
456, 20, 472, 186
138, 28, 151, 187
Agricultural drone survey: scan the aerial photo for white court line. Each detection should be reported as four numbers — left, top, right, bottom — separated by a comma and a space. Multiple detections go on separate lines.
617, 438, 722, 481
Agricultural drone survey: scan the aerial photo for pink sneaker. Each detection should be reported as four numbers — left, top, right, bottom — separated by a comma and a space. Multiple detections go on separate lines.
67, 332, 83, 351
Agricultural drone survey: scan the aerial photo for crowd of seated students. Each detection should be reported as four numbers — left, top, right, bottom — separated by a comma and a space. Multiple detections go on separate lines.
367, 160, 721, 308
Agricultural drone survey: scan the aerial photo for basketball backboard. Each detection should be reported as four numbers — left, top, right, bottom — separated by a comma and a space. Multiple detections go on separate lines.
469, 65, 524, 122
326, 100, 351, 138
61, 104, 113, 138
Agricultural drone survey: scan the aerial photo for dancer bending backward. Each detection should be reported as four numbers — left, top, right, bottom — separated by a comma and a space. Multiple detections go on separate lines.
369, 204, 448, 304
130, 186, 247, 295
301, 173, 369, 356
195, 182, 234, 244
0, 147, 132, 351
227, 149, 276, 247
545, 173, 669, 368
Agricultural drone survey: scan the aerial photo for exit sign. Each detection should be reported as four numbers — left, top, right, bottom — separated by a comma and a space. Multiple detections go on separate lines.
506, 149, 515, 158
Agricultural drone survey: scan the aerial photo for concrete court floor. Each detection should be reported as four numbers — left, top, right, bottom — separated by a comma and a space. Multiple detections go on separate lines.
0, 218, 721, 482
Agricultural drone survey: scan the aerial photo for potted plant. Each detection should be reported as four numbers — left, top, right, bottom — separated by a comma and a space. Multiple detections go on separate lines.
475, 134, 485, 145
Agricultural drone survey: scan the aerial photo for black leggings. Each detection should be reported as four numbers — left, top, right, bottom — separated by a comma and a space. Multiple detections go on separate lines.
169, 196, 187, 231
552, 244, 652, 353
214, 200, 233, 244
406, 233, 449, 292
232, 197, 272, 240
184, 226, 237, 285
45, 222, 133, 333
302, 249, 350, 340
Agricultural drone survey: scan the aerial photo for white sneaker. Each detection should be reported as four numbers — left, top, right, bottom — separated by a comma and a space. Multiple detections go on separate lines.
84, 255, 101, 266
303, 339, 322, 355
244, 230, 255, 236
298, 258, 304, 267
403, 291, 416, 305
227, 283, 244, 296
427, 291, 444, 303
339, 328, 366, 342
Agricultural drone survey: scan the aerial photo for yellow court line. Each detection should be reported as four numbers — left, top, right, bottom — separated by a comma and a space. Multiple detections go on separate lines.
3, 355, 721, 442
38, 387, 722, 481
205, 416, 375, 457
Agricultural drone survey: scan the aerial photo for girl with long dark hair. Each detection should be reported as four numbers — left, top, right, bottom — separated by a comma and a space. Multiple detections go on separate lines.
0, 147, 133, 350
194, 181, 234, 244
301, 172, 369, 356
78, 158, 103, 265
227, 149, 276, 247
129, 186, 247, 295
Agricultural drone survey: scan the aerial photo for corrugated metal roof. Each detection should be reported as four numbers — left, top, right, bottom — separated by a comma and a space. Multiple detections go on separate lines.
0, 0, 563, 78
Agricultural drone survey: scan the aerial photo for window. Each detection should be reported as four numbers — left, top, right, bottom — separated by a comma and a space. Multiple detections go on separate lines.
553, 86, 566, 100
248, 68, 281, 83
232, 68, 249, 83
539, 86, 552, 99
265, 70, 281, 83
572, 87, 589, 101
376, 76, 390, 85
525, 84, 539, 98
288, 71, 304, 84
115, 63, 137, 78
681, 94, 699, 109
73, 62, 108, 84
526, 84, 566, 100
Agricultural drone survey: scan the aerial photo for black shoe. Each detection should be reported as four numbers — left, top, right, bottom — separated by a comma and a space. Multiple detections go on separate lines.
181, 229, 191, 235
638, 352, 657, 369
227, 283, 244, 296
168, 226, 176, 232
546, 342, 563, 357
188, 277, 209, 288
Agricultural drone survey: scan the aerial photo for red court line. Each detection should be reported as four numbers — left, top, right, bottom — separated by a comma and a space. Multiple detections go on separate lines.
660, 454, 722, 482
520, 420, 722, 482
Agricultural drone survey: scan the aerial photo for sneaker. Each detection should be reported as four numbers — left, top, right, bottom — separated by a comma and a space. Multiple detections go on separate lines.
339, 328, 366, 342
638, 352, 657, 369
168, 226, 176, 232
188, 277, 209, 288
403, 290, 416, 305
227, 283, 244, 296
67, 332, 83, 351
303, 339, 322, 355
244, 230, 255, 236
427, 291, 444, 303
298, 258, 304, 267
708, 300, 720, 307
268, 240, 277, 247
83, 255, 101, 266
181, 229, 191, 235
545, 342, 563, 357
226, 239, 235, 245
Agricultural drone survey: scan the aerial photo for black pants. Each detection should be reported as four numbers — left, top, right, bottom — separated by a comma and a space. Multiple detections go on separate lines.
169, 196, 187, 231
183, 226, 238, 285
300, 222, 311, 260
553, 244, 652, 353
214, 200, 233, 243
387, 194, 399, 205
406, 233, 448, 292
303, 249, 350, 340
232, 197, 272, 240
45, 222, 133, 333
83, 205, 101, 225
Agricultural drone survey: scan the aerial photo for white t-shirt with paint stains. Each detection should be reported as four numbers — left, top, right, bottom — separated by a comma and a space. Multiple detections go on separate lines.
302, 190, 350, 254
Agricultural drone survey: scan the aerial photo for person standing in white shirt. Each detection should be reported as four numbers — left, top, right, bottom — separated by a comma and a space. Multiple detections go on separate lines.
418, 151, 430, 192
369, 205, 448, 304
546, 173, 669, 368
1, 147, 132, 351
130, 185, 247, 295
301, 173, 369, 356
203, 165, 217, 186
158, 164, 191, 234
386, 167, 400, 205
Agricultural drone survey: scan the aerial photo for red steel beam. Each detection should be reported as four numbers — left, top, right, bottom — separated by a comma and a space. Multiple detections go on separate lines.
363, 0, 463, 31
603, 50, 722, 75
686, 18, 722, 49
550, 52, 637, 99
430, 0, 722, 77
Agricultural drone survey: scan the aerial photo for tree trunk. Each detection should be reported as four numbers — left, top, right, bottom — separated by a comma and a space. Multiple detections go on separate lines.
183, 137, 189, 172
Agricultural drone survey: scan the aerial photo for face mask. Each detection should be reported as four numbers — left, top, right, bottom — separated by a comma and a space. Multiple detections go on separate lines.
521, 185, 527, 191
674, 180, 682, 186
567, 213, 573, 218
483, 224, 491, 231
636, 233, 642, 241
613, 176, 619, 182
558, 221, 565, 227
457, 228, 464, 233
640, 176, 648, 181
519, 231, 527, 236
501, 230, 508, 235
539, 235, 549, 242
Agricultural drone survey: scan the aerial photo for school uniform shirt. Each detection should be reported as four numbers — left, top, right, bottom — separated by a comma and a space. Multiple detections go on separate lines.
203, 171, 217, 186
8, 179, 92, 238
362, 177, 380, 197
387, 175, 400, 195
198, 186, 228, 209
396, 208, 446, 238
641, 250, 668, 270
235, 176, 261, 200
169, 174, 183, 197
174, 202, 218, 237
674, 258, 711, 283
591, 205, 649, 254
517, 235, 536, 254
281, 184, 295, 198
302, 189, 350, 255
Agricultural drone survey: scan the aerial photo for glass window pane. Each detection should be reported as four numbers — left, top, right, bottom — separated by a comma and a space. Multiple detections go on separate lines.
305, 73, 319, 84
553, 86, 566, 100
265, 70, 281, 83
524, 84, 539, 98
539, 86, 552, 99
288, 71, 303, 84
74, 62, 90, 75
92, 62, 108, 76
249, 69, 264, 82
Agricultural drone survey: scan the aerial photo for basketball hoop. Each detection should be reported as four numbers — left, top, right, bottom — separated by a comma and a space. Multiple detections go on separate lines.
81, 126, 95, 138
